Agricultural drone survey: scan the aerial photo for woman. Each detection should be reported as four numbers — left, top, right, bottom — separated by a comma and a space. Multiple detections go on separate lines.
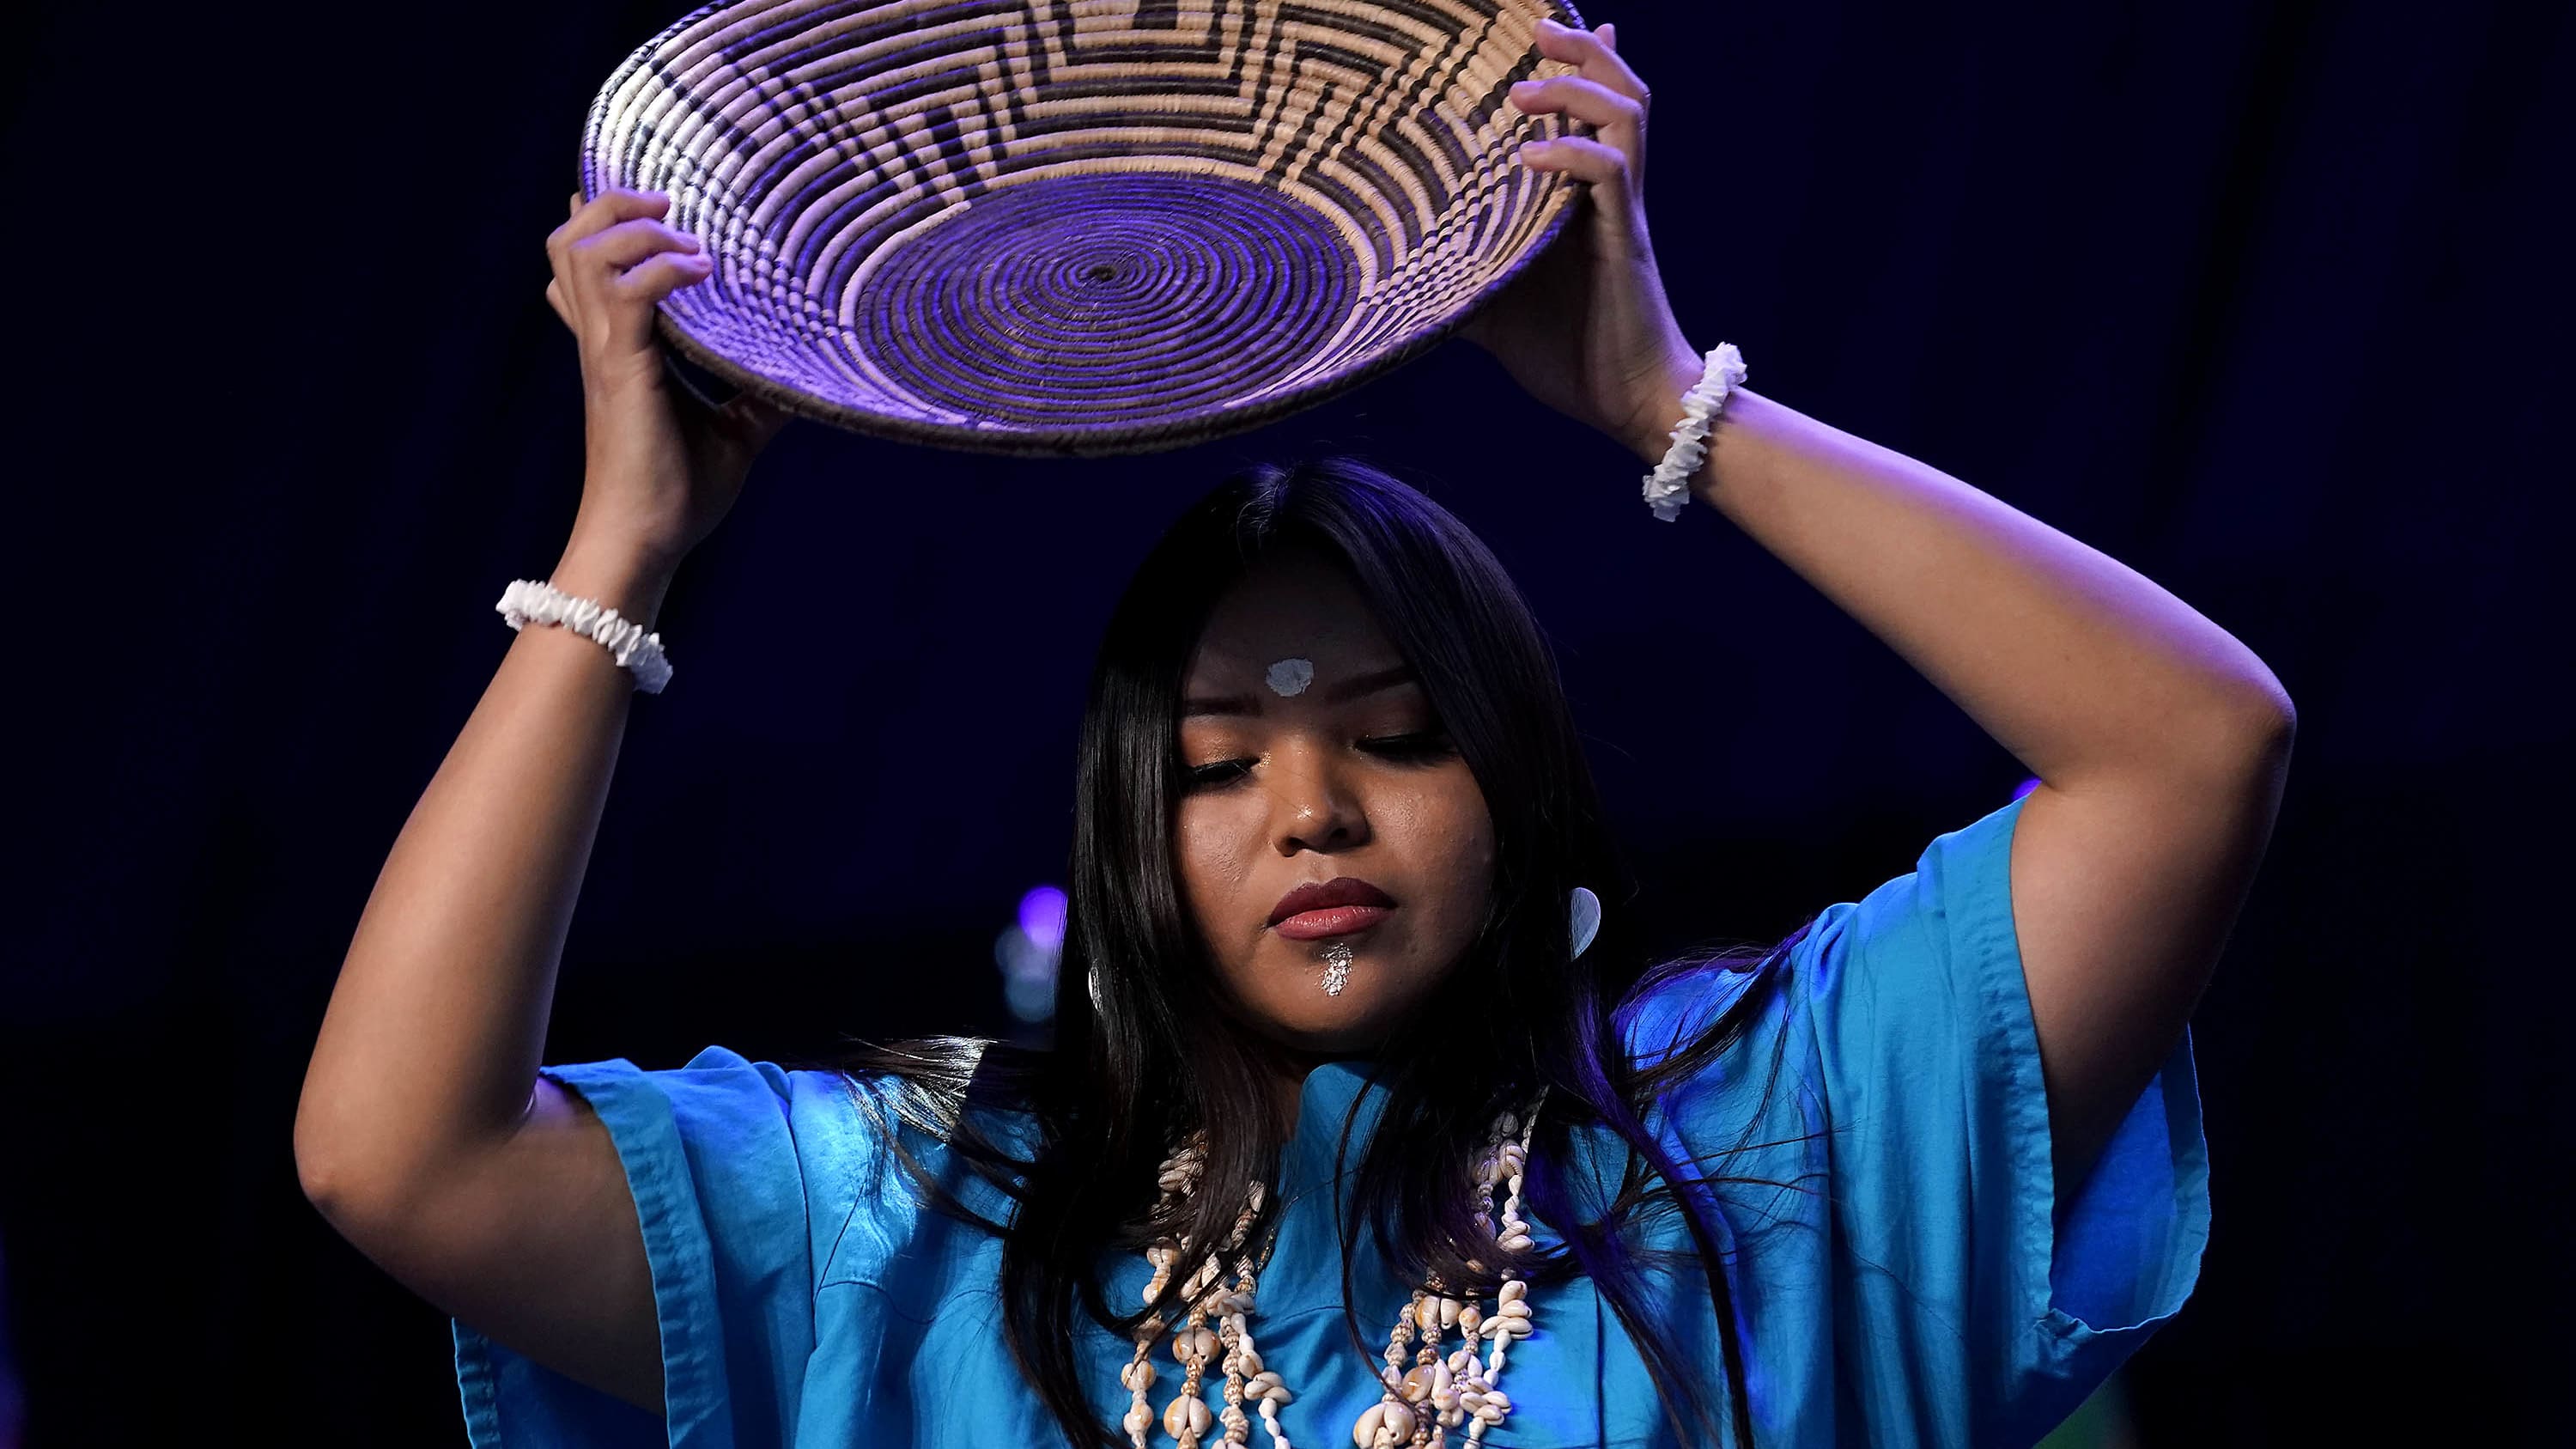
295, 16, 2291, 1448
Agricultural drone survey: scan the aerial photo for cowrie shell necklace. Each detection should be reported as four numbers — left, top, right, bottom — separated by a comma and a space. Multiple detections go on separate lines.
1121, 1094, 1546, 1448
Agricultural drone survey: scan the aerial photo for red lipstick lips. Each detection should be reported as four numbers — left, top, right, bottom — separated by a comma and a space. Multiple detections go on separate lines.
1268, 876, 1397, 941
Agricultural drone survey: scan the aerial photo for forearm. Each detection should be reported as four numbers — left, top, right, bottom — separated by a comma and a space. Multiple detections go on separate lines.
1625, 381, 2293, 786
295, 535, 675, 1210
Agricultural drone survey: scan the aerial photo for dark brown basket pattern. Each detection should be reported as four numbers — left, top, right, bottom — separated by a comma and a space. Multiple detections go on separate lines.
580, 0, 1593, 457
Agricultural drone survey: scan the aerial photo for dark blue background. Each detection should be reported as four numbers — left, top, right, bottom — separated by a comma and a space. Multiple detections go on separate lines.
9, 0, 2568, 1441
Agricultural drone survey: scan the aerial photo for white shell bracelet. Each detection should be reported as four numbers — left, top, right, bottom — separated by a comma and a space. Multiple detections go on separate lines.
1640, 342, 1749, 522
495, 579, 672, 694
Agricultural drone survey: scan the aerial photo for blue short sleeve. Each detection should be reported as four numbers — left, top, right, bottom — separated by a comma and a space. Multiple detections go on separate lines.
1803, 795, 2211, 1445
452, 1044, 875, 1449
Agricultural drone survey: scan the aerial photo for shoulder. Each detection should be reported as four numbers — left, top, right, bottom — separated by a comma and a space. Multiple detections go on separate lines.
635, 1044, 901, 1187
1789, 794, 2030, 1067
1602, 799, 2029, 1082
1612, 936, 1806, 1075
592, 1044, 1042, 1281
790, 1044, 1056, 1275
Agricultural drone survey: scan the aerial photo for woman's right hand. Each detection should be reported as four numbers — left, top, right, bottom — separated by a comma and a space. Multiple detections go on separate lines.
544, 187, 795, 572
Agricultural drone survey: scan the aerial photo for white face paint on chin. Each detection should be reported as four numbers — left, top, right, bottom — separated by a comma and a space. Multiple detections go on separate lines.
1264, 657, 1315, 697
1319, 939, 1353, 996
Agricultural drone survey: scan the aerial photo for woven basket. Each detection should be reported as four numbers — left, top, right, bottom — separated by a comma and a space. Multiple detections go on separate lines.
580, 0, 1593, 457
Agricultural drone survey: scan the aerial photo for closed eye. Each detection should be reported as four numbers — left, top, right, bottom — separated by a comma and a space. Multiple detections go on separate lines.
1358, 731, 1457, 763
1179, 732, 1457, 790
1183, 758, 1254, 789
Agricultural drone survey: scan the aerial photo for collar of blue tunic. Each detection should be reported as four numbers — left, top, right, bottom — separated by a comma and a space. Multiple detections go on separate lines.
1279, 1057, 1389, 1207
1278, 1062, 1381, 1196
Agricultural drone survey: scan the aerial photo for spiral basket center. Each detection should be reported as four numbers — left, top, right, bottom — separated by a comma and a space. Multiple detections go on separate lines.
854, 172, 1360, 423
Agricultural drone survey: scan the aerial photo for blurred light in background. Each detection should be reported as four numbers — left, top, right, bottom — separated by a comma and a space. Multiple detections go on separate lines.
997, 884, 1067, 1024
2013, 776, 2041, 801
1018, 885, 1068, 953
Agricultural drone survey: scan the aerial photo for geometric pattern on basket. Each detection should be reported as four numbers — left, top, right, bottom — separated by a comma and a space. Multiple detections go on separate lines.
581, 0, 1591, 456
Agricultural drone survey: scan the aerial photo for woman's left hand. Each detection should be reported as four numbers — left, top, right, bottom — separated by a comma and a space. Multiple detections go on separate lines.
1457, 16, 1700, 462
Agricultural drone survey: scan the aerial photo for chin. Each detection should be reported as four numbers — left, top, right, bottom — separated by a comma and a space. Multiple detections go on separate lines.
1230, 947, 1437, 1050
1249, 1002, 1394, 1054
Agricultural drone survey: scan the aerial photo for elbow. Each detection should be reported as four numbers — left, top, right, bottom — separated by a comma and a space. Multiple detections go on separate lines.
2127, 672, 2293, 796
294, 1111, 360, 1226
2231, 674, 2298, 762
294, 1100, 401, 1239
2193, 673, 2296, 793
295, 1136, 419, 1254
2239, 654, 2296, 738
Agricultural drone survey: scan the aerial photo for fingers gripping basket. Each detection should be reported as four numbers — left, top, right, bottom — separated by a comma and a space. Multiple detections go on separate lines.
581, 0, 1594, 457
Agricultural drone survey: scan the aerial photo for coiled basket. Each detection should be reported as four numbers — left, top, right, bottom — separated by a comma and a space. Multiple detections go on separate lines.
581, 0, 1593, 456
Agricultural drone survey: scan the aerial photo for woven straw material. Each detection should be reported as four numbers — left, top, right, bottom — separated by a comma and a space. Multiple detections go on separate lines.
581, 0, 1593, 457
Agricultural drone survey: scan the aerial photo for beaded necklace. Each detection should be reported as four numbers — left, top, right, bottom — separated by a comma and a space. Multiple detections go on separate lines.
1121, 1093, 1546, 1449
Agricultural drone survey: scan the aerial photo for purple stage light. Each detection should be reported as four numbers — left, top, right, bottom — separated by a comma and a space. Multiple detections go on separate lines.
998, 885, 1071, 1024
1018, 885, 1069, 952
2013, 776, 2041, 801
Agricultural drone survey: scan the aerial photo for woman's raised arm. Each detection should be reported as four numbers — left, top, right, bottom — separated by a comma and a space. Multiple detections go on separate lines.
293, 187, 795, 1413
1478, 18, 2293, 1204
1629, 382, 2292, 1204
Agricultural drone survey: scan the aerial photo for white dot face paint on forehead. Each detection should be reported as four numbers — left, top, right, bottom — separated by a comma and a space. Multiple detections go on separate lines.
1265, 657, 1315, 697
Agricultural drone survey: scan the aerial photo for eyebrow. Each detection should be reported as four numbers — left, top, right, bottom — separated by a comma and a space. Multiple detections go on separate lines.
1182, 663, 1420, 717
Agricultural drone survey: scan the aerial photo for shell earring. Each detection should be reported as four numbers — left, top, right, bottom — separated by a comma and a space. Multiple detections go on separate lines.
1569, 886, 1601, 960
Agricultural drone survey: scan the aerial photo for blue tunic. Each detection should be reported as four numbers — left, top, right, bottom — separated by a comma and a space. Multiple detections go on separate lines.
453, 795, 2208, 1448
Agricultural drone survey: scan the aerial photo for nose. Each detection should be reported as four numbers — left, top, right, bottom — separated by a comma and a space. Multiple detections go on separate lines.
1267, 742, 1370, 855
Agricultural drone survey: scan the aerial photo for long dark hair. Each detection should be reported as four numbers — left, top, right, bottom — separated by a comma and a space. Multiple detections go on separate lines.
829, 457, 1807, 1447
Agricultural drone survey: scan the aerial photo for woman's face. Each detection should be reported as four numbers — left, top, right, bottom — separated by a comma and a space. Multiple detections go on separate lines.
1174, 546, 1497, 1056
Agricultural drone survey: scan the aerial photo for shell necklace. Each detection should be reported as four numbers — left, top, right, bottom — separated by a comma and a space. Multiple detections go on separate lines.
1121, 1093, 1546, 1449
